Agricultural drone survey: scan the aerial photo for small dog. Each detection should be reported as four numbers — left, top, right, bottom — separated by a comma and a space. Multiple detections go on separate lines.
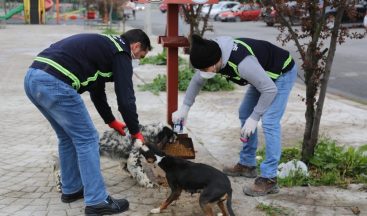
99, 123, 177, 188
54, 123, 177, 190
141, 144, 235, 216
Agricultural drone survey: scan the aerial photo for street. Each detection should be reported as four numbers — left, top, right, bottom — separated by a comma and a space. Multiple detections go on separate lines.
129, 5, 367, 103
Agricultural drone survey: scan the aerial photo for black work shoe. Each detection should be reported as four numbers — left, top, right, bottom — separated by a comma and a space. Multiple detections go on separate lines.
61, 188, 84, 203
85, 195, 129, 216
243, 177, 280, 197
223, 163, 257, 178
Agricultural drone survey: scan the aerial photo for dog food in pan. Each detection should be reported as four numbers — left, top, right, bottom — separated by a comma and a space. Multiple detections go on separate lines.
163, 135, 195, 159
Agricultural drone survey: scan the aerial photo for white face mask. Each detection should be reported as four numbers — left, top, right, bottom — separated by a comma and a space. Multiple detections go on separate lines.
199, 71, 216, 79
198, 64, 217, 79
132, 59, 140, 68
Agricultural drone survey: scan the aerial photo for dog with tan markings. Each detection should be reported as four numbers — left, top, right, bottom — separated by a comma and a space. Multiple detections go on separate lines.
141, 143, 235, 216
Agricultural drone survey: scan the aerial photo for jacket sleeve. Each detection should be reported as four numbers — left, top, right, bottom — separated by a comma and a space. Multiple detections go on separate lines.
113, 52, 140, 134
183, 70, 206, 107
89, 82, 115, 124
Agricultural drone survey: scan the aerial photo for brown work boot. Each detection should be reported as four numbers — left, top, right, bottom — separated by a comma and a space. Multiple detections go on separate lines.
222, 163, 257, 178
243, 177, 280, 197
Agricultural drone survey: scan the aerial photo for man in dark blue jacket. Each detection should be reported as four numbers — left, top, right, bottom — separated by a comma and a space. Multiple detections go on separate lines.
24, 29, 151, 215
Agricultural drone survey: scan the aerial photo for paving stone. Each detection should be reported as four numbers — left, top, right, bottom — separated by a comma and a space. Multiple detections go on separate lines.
46, 210, 67, 216
31, 211, 48, 216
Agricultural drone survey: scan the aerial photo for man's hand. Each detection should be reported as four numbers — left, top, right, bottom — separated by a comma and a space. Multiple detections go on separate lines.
132, 131, 145, 143
241, 117, 258, 140
108, 119, 126, 136
172, 104, 190, 125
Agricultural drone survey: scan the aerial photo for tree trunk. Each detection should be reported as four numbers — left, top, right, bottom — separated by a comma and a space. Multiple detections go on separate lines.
301, 5, 345, 163
302, 67, 318, 162
103, 0, 108, 24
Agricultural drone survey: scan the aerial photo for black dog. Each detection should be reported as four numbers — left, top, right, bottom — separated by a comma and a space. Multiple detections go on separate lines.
141, 145, 235, 216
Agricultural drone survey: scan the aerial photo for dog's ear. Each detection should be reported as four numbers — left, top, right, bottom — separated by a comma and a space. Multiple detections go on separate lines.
139, 143, 165, 163
156, 126, 177, 149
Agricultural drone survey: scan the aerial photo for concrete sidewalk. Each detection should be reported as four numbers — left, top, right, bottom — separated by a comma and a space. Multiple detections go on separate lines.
0, 25, 366, 216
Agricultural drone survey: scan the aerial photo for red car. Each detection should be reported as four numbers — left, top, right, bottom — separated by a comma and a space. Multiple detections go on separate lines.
219, 3, 261, 22
159, 3, 167, 13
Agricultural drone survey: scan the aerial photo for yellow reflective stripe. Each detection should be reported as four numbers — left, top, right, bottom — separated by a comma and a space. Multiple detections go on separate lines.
228, 61, 241, 80
80, 70, 112, 87
234, 39, 254, 55
34, 56, 81, 90
102, 34, 123, 52
266, 71, 280, 79
282, 54, 292, 70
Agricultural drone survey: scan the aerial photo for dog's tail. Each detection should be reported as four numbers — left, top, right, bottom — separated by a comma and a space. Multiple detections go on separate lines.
226, 190, 235, 216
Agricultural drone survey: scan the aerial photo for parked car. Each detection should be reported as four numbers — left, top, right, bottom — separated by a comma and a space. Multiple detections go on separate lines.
262, 0, 367, 27
135, 3, 145, 11
261, 1, 303, 26
159, 3, 167, 13
325, 2, 367, 27
218, 3, 261, 22
201, 1, 240, 21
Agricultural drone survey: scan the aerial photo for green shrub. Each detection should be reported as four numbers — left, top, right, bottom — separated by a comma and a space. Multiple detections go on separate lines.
256, 138, 367, 187
140, 49, 185, 66
140, 50, 167, 65
256, 147, 301, 164
278, 170, 309, 187
256, 203, 291, 216
101, 27, 120, 35
279, 147, 301, 164
138, 62, 234, 94
138, 74, 166, 95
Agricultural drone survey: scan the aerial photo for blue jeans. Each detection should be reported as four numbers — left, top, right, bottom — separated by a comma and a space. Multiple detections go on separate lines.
238, 65, 298, 178
24, 68, 108, 205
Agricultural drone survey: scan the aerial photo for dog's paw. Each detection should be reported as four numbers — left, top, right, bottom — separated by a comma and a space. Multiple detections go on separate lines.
150, 208, 161, 214
217, 213, 223, 216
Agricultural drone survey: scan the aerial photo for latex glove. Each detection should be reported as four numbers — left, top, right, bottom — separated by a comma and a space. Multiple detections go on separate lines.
108, 119, 126, 136
241, 117, 258, 140
172, 104, 190, 125
132, 131, 145, 143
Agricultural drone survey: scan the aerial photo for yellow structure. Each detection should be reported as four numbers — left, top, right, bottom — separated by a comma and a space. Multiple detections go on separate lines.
24, 0, 45, 24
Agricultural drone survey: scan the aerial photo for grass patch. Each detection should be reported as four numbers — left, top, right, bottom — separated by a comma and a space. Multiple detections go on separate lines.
256, 203, 291, 216
140, 49, 185, 66
101, 27, 121, 35
256, 138, 367, 187
138, 61, 234, 94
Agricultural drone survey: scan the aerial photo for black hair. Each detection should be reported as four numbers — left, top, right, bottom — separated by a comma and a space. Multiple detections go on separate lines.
121, 29, 152, 51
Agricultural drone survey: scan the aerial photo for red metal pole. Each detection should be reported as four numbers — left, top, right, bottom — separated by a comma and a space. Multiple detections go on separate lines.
166, 4, 179, 126
56, 0, 59, 24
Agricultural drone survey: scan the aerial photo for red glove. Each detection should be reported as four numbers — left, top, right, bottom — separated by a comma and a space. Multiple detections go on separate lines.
108, 119, 126, 136
131, 131, 144, 143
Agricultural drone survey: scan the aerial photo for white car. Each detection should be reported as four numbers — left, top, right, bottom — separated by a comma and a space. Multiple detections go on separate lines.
135, 3, 145, 11
201, 1, 240, 21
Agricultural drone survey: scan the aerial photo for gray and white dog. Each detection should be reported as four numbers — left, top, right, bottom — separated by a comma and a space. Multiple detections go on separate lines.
53, 122, 177, 191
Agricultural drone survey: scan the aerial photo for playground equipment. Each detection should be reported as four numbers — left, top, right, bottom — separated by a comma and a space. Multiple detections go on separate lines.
0, 4, 24, 20
22, 0, 52, 23
0, 0, 52, 24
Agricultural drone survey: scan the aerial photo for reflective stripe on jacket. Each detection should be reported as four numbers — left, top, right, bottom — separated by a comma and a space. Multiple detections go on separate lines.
218, 38, 294, 86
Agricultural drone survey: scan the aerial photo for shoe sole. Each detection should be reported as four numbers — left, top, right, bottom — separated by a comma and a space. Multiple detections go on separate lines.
61, 195, 84, 203
243, 185, 280, 197
85, 204, 129, 216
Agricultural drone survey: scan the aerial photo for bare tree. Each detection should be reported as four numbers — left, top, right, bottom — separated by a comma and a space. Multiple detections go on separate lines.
270, 0, 366, 162
180, 4, 214, 39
